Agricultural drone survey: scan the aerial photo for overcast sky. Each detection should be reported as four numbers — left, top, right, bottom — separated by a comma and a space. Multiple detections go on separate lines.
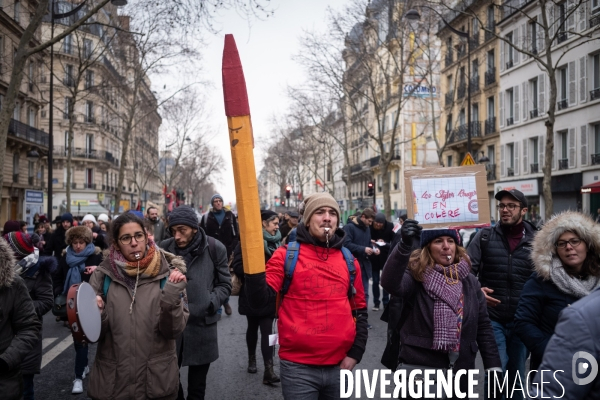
170, 0, 349, 205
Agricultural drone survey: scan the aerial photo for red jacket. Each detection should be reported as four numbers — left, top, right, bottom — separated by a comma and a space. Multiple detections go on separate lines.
266, 244, 367, 365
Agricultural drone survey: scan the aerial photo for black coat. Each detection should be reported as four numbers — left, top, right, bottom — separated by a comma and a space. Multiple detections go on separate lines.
369, 221, 395, 272
467, 221, 537, 323
53, 247, 103, 297
513, 272, 580, 370
231, 242, 276, 317
45, 226, 68, 257
342, 217, 371, 262
200, 210, 239, 258
381, 243, 502, 372
91, 226, 108, 250
21, 256, 56, 375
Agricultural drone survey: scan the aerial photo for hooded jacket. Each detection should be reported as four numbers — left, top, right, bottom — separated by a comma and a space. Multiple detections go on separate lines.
467, 220, 537, 323
514, 211, 600, 370
0, 239, 42, 400
87, 249, 188, 400
244, 224, 369, 365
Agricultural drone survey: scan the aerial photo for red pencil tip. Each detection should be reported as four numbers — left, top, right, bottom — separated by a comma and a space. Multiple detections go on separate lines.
222, 34, 250, 117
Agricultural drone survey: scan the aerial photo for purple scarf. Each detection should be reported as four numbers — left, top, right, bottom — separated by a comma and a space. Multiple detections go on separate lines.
422, 258, 470, 351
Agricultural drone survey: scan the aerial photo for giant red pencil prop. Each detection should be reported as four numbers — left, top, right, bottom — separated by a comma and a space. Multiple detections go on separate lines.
222, 34, 265, 274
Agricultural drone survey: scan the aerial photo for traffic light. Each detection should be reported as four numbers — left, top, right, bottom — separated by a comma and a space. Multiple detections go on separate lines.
285, 185, 291, 200
367, 182, 374, 197
281, 200, 285, 206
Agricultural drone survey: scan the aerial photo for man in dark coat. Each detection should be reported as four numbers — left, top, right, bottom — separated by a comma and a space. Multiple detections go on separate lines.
199, 194, 238, 316
369, 213, 394, 311
3, 232, 55, 400
160, 206, 231, 400
46, 213, 73, 257
278, 211, 299, 242
146, 206, 166, 243
0, 237, 42, 400
343, 208, 377, 322
468, 189, 536, 399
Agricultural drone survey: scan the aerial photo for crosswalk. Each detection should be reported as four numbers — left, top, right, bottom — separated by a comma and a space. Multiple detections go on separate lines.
41, 335, 73, 369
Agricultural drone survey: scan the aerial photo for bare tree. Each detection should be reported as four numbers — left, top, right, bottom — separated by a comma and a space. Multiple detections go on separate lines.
439, 0, 600, 219
178, 140, 224, 208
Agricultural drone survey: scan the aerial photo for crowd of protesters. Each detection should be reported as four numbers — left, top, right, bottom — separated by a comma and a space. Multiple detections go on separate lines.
2, 187, 600, 400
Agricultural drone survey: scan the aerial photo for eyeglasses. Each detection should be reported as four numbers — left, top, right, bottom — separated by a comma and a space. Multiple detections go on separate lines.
497, 203, 521, 211
118, 232, 146, 245
555, 238, 583, 249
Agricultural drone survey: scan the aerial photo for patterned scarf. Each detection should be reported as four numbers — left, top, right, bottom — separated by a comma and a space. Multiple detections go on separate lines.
422, 258, 470, 351
263, 229, 282, 258
108, 238, 161, 292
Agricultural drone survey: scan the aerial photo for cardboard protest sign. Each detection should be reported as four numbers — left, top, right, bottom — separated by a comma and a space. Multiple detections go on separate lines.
404, 165, 491, 229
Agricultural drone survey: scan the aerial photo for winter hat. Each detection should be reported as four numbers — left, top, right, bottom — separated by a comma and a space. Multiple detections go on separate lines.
130, 210, 144, 219
420, 229, 461, 248
82, 214, 97, 225
3, 232, 34, 259
61, 213, 74, 224
38, 215, 48, 223
168, 206, 199, 230
302, 193, 341, 225
66, 226, 93, 245
261, 210, 278, 221
98, 213, 109, 223
375, 213, 387, 224
211, 194, 224, 206
2, 220, 21, 235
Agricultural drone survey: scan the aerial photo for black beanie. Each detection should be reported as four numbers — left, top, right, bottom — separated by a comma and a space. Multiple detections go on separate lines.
168, 206, 198, 229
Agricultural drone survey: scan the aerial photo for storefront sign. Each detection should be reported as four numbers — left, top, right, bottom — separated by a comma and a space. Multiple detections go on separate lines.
25, 190, 44, 204
405, 165, 490, 229
494, 179, 539, 196
403, 84, 437, 97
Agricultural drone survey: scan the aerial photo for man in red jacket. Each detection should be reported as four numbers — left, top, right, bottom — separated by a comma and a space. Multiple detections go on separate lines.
245, 193, 368, 399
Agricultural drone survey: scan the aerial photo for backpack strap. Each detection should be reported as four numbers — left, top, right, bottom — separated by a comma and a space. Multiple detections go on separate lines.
341, 246, 357, 298
281, 241, 300, 296
103, 274, 167, 297
475, 227, 492, 278
206, 236, 218, 264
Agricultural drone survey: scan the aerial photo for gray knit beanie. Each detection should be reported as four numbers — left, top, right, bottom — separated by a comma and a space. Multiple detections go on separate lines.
168, 206, 199, 229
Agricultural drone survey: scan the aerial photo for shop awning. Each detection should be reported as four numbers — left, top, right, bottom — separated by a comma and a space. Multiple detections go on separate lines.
581, 181, 600, 194
60, 203, 110, 217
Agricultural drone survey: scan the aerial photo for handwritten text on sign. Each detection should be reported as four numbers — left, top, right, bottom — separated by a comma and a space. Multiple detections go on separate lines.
411, 176, 479, 224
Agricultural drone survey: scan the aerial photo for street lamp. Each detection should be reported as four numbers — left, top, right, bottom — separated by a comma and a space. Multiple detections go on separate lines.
46, 0, 127, 221
406, 8, 473, 156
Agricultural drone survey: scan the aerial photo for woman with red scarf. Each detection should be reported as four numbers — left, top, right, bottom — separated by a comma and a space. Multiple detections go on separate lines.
87, 212, 188, 400
381, 220, 502, 398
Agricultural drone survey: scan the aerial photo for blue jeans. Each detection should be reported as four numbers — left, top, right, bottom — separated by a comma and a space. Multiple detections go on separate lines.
280, 359, 340, 400
371, 269, 389, 307
74, 341, 88, 379
485, 320, 529, 400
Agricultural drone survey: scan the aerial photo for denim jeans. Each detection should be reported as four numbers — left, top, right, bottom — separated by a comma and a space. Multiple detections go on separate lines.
280, 359, 341, 400
484, 320, 529, 400
371, 269, 389, 307
73, 341, 88, 379
23, 373, 34, 400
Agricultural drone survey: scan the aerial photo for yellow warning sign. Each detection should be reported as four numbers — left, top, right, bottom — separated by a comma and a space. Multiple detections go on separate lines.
461, 152, 476, 166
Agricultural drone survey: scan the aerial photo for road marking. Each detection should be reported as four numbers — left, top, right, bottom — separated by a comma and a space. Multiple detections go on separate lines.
41, 335, 73, 369
42, 337, 58, 350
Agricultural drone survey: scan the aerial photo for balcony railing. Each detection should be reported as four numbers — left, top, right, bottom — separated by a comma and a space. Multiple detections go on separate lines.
63, 182, 77, 189
83, 183, 96, 189
445, 90, 454, 106
53, 146, 106, 160
557, 32, 568, 44
485, 68, 496, 86
507, 167, 514, 177
63, 77, 74, 87
485, 26, 495, 42
487, 164, 497, 181
457, 83, 466, 99
590, 88, 600, 101
592, 153, 600, 165
485, 117, 496, 135
469, 34, 480, 50
85, 115, 96, 124
447, 121, 482, 143
13, 174, 19, 183
530, 163, 539, 173
558, 159, 569, 170
470, 76, 479, 92
506, 117, 514, 126
557, 99, 568, 110
8, 119, 49, 147
506, 59, 514, 70
530, 109, 539, 118
591, 13, 600, 28
369, 155, 381, 167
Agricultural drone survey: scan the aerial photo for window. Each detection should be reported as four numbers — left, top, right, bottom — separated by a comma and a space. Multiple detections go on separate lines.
560, 130, 568, 160
459, 108, 465, 126
64, 97, 73, 119
472, 103, 479, 123
63, 34, 72, 54
487, 145, 495, 164
28, 108, 35, 127
595, 124, 600, 154
65, 64, 73, 86
594, 54, 600, 90
559, 2, 567, 35
487, 96, 495, 118
472, 59, 479, 79
28, 61, 34, 89
559, 66, 568, 103
85, 169, 93, 187
487, 6, 495, 28
13, 153, 19, 182
84, 39, 93, 58
394, 169, 399, 190
86, 134, 94, 155
28, 161, 34, 183
529, 20, 538, 54
446, 114, 453, 134
487, 50, 494, 73
86, 101, 94, 122
531, 137, 539, 164
594, 0, 600, 14
507, 88, 514, 125
447, 155, 453, 167
13, 101, 20, 121
506, 32, 514, 68
85, 70, 94, 90
14, 1, 20, 24
507, 143, 515, 173
531, 78, 539, 116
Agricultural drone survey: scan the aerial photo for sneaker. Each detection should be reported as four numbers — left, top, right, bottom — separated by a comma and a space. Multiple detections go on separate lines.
367, 324, 373, 329
72, 379, 83, 394
372, 306, 380, 311
82, 366, 90, 379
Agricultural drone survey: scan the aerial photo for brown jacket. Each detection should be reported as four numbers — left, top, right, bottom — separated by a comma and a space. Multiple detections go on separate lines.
87, 250, 189, 400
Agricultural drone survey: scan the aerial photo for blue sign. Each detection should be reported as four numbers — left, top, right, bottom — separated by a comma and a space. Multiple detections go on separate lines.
52, 178, 59, 184
25, 190, 44, 204
403, 84, 437, 97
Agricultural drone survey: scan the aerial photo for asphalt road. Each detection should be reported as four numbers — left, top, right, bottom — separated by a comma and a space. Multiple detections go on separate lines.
35, 282, 488, 399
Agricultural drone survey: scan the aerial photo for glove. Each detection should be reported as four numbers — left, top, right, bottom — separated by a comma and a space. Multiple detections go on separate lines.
400, 219, 422, 248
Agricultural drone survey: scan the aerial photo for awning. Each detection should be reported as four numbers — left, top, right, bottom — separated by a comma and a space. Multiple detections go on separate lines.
60, 203, 110, 217
581, 181, 600, 194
